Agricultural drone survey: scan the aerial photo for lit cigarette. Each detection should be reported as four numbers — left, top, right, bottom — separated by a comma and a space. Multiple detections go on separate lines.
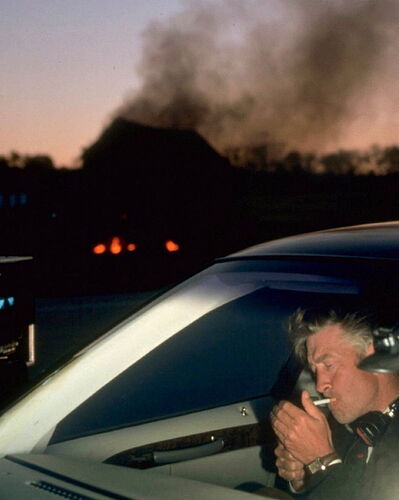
313, 398, 336, 406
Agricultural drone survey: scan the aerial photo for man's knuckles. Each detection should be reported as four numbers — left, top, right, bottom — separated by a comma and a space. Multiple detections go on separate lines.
284, 421, 304, 441
278, 467, 303, 481
272, 400, 292, 416
277, 459, 299, 472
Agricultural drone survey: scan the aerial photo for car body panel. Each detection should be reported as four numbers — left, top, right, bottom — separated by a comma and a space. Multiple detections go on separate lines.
0, 454, 262, 499
46, 397, 270, 461
46, 396, 276, 489
229, 221, 399, 260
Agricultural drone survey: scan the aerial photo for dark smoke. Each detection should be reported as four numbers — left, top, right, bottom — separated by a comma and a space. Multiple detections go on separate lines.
116, 0, 399, 162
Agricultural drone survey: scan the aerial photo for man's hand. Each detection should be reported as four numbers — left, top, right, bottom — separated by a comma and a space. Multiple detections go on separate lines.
274, 442, 305, 492
270, 390, 334, 464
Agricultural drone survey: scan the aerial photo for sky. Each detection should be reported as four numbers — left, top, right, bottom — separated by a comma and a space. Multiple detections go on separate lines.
1, 0, 183, 167
2, 0, 399, 169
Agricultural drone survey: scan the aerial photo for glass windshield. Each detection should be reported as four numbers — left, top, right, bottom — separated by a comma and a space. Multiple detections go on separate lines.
50, 257, 398, 443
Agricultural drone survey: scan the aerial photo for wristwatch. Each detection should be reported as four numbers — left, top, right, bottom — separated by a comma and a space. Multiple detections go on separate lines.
305, 452, 342, 475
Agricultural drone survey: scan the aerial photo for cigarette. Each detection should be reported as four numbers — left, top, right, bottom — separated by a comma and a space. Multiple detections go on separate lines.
313, 398, 336, 406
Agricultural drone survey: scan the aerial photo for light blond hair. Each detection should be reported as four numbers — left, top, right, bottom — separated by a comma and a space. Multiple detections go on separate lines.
288, 308, 373, 364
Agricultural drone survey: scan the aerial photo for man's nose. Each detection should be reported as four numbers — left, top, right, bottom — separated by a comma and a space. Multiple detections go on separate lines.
315, 369, 331, 394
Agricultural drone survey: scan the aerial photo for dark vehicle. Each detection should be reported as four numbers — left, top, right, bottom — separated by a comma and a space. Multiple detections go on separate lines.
0, 222, 397, 498
0, 257, 34, 399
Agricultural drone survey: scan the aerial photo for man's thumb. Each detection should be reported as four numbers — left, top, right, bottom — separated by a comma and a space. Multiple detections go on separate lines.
301, 390, 321, 416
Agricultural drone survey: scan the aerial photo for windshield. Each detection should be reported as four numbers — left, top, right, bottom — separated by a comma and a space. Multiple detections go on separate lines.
49, 257, 397, 443
2, 256, 399, 454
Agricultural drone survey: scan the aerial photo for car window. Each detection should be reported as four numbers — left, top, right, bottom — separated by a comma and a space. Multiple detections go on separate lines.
51, 259, 371, 444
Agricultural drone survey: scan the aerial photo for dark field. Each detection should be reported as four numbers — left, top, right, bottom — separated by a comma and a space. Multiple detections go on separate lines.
29, 290, 161, 381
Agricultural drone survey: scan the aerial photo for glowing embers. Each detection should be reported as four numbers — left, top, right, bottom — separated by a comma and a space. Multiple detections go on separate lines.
92, 237, 137, 256
93, 243, 107, 255
165, 240, 180, 253
92, 237, 180, 255
110, 237, 122, 255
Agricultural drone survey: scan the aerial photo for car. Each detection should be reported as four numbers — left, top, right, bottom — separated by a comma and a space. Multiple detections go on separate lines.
0, 221, 398, 499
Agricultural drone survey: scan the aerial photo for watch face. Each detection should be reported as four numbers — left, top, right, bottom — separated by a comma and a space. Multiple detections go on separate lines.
307, 458, 322, 474
307, 453, 340, 474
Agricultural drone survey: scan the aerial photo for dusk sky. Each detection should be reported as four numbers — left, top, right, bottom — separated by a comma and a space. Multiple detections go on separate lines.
2, 0, 399, 168
1, 0, 183, 167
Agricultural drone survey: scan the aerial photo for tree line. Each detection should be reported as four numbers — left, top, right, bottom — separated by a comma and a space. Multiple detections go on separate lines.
225, 144, 399, 176
3, 143, 399, 176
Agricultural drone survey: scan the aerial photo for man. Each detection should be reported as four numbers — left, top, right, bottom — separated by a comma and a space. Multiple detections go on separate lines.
270, 308, 399, 499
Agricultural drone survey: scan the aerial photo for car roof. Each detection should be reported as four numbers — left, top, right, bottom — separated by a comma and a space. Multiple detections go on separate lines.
224, 221, 399, 261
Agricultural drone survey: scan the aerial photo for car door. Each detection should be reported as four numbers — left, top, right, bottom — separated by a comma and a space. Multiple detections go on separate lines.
44, 258, 368, 490
45, 285, 298, 489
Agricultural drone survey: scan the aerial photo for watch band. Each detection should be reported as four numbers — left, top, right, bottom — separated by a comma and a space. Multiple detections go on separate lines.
305, 452, 342, 475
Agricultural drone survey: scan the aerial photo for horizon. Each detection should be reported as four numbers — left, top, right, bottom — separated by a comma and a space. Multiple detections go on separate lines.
1, 0, 183, 167
2, 0, 399, 168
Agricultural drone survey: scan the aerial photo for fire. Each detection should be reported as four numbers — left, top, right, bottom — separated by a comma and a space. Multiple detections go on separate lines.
93, 237, 178, 255
110, 236, 122, 255
93, 243, 106, 255
165, 239, 180, 252
93, 236, 137, 255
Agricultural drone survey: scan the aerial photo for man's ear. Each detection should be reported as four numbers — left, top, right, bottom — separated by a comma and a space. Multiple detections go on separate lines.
366, 341, 375, 356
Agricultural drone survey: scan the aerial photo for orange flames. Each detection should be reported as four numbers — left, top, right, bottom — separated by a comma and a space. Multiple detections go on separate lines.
92, 236, 137, 255
110, 237, 122, 255
92, 237, 180, 255
93, 243, 106, 255
165, 240, 180, 252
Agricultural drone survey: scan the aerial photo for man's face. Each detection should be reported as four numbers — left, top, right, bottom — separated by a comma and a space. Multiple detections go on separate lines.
307, 324, 378, 424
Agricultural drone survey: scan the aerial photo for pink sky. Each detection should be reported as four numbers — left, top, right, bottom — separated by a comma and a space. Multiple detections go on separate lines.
2, 0, 399, 168
1, 0, 183, 167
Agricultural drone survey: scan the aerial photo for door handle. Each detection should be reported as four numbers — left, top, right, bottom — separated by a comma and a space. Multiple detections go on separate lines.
153, 438, 225, 465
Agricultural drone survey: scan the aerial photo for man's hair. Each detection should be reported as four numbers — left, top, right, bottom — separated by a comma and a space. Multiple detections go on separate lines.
288, 308, 374, 364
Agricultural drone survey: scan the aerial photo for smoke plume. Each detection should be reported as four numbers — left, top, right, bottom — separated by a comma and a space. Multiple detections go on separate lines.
117, 0, 399, 160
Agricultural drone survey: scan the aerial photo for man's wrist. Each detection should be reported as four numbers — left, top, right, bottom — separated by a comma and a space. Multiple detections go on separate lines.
305, 451, 342, 475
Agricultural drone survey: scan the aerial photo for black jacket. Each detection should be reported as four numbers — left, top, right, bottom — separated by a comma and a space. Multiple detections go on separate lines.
284, 415, 399, 499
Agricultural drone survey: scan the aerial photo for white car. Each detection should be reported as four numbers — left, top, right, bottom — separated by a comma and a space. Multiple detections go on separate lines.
0, 221, 398, 499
